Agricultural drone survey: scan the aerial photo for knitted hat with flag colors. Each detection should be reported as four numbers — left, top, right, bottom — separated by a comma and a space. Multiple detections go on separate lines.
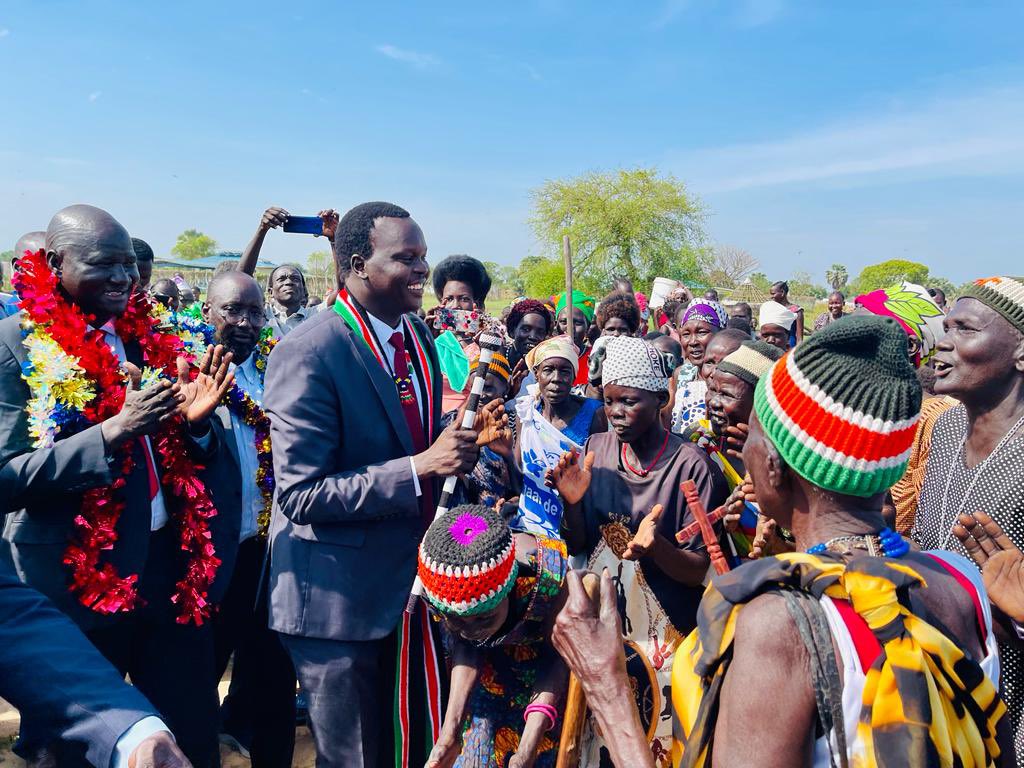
753, 315, 921, 498
417, 505, 518, 617
959, 276, 1024, 335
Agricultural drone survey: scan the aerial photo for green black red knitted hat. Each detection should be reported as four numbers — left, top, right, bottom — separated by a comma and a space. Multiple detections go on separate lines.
716, 339, 784, 388
417, 505, 518, 616
753, 315, 921, 498
959, 276, 1024, 335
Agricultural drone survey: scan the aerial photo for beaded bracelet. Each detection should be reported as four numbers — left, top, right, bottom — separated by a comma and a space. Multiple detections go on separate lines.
523, 702, 558, 731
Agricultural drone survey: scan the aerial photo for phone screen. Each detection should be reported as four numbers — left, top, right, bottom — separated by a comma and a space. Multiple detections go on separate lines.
282, 216, 323, 235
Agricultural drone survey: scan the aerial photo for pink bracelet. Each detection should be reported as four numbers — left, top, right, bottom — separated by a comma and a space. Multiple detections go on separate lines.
523, 702, 558, 731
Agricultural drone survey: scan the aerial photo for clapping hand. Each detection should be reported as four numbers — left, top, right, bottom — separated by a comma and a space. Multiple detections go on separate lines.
623, 504, 664, 561
545, 450, 594, 505
723, 423, 749, 459
954, 511, 1024, 623
175, 345, 235, 430
474, 398, 512, 454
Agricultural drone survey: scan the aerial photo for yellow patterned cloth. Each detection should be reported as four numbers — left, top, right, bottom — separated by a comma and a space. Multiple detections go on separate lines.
671, 552, 1004, 768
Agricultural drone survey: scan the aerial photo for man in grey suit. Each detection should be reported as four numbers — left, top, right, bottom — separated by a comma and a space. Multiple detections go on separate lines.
0, 205, 241, 767
264, 201, 479, 767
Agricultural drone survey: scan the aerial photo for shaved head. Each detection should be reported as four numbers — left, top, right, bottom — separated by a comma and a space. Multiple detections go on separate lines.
207, 269, 262, 304
203, 270, 266, 364
14, 231, 45, 261
44, 204, 138, 324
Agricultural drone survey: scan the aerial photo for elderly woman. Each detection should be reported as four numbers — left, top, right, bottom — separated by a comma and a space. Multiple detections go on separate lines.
913, 275, 1024, 763
550, 317, 1006, 768
547, 335, 728, 762
670, 298, 730, 434
509, 335, 606, 539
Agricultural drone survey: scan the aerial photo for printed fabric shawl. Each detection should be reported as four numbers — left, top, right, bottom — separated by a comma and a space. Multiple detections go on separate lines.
670, 552, 1004, 768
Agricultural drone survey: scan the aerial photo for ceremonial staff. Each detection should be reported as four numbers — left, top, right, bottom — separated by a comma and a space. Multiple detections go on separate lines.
405, 331, 505, 613
681, 479, 731, 574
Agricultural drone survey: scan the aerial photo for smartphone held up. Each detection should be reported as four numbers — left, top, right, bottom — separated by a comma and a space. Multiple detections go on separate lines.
282, 215, 324, 235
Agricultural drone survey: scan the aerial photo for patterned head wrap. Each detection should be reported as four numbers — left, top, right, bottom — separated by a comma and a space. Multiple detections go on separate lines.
754, 315, 921, 497
758, 301, 797, 331
959, 276, 1024, 335
417, 505, 518, 616
716, 339, 784, 388
525, 334, 579, 375
469, 350, 511, 384
682, 298, 728, 330
601, 336, 673, 392
555, 290, 597, 323
854, 282, 945, 366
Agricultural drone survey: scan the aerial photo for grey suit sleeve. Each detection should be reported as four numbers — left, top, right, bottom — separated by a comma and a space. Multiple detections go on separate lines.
0, 564, 158, 768
264, 341, 419, 525
0, 338, 113, 512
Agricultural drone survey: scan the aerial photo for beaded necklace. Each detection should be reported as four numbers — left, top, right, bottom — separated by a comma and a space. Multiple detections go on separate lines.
807, 527, 909, 558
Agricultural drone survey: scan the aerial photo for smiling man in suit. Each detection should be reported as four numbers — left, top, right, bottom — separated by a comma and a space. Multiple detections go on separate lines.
201, 269, 297, 768
264, 201, 480, 768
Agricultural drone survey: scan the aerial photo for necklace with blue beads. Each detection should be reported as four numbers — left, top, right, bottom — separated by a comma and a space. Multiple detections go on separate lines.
806, 527, 909, 558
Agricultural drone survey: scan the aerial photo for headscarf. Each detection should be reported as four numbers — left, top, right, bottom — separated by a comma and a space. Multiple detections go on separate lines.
681, 298, 728, 329
554, 290, 597, 323
525, 334, 579, 376
601, 336, 672, 392
469, 350, 511, 384
854, 281, 944, 366
758, 301, 797, 331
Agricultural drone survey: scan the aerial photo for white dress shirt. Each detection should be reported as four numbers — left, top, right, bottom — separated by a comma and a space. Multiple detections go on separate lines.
265, 302, 319, 340
365, 311, 424, 496
230, 354, 263, 542
95, 323, 168, 531
111, 716, 172, 768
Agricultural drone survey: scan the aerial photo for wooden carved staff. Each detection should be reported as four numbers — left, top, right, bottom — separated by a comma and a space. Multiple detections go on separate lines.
562, 235, 573, 347
555, 571, 601, 768
405, 331, 505, 613
680, 480, 731, 575
675, 505, 727, 545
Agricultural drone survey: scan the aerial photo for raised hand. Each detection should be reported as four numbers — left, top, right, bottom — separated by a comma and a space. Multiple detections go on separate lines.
318, 208, 339, 241
955, 511, 1024, 623
552, 570, 625, 696
101, 363, 184, 448
623, 504, 664, 561
128, 731, 192, 768
544, 450, 594, 506
724, 423, 749, 459
507, 358, 529, 400
474, 398, 511, 450
175, 345, 235, 429
259, 206, 289, 234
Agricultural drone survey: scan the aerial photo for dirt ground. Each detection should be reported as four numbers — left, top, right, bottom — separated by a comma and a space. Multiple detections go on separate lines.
0, 672, 317, 767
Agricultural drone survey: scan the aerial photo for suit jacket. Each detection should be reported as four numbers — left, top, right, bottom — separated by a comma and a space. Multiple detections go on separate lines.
0, 314, 241, 629
0, 559, 159, 767
264, 307, 442, 642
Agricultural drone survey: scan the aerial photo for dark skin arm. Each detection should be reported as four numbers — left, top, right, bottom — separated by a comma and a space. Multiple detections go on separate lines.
238, 206, 288, 276
426, 641, 480, 768
546, 449, 594, 556
623, 503, 711, 587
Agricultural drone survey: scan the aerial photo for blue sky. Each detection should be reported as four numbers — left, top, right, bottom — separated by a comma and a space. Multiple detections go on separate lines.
3, 0, 1023, 285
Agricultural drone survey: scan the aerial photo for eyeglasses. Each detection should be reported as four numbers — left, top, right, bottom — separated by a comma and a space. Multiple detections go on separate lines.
217, 306, 265, 324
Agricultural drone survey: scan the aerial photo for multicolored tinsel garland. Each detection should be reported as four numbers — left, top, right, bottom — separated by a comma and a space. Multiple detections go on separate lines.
172, 316, 277, 538
12, 250, 221, 624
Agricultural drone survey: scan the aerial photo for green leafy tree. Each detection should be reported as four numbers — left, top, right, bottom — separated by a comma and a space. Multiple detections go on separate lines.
790, 270, 827, 300
850, 259, 929, 295
171, 229, 216, 261
518, 256, 602, 300
305, 250, 332, 280
529, 167, 709, 290
925, 276, 959, 302
749, 272, 772, 292
825, 263, 848, 292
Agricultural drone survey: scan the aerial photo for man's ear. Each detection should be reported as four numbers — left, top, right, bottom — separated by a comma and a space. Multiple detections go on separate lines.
1014, 334, 1024, 374
46, 249, 63, 276
763, 439, 788, 492
656, 390, 669, 409
349, 253, 368, 280
201, 302, 211, 323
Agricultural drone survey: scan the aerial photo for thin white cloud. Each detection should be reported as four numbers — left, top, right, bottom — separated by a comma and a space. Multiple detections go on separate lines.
734, 0, 785, 28
653, 0, 691, 29
375, 44, 438, 70
88, 90, 102, 102
670, 85, 1024, 194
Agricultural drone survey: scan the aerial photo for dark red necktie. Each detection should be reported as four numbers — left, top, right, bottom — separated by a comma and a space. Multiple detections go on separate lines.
138, 437, 160, 500
390, 331, 433, 527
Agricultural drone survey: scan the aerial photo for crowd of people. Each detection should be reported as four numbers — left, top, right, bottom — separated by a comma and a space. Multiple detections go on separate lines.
0, 200, 1022, 768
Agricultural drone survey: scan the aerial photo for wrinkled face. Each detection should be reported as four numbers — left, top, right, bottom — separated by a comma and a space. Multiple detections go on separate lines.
603, 383, 665, 443
203, 275, 267, 364
742, 412, 793, 529
707, 369, 754, 438
601, 316, 633, 338
679, 319, 718, 365
270, 266, 304, 307
440, 279, 476, 311
514, 312, 548, 354
932, 298, 1024, 400
442, 598, 510, 643
50, 227, 138, 323
828, 295, 844, 317
557, 306, 589, 350
535, 357, 575, 405
699, 334, 743, 381
759, 323, 789, 351
353, 216, 430, 315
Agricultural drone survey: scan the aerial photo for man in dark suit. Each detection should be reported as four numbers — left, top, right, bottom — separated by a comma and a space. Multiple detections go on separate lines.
0, 205, 241, 767
199, 270, 297, 767
264, 202, 479, 767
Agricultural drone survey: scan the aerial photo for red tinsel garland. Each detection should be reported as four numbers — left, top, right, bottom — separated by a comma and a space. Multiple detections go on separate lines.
13, 249, 221, 624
